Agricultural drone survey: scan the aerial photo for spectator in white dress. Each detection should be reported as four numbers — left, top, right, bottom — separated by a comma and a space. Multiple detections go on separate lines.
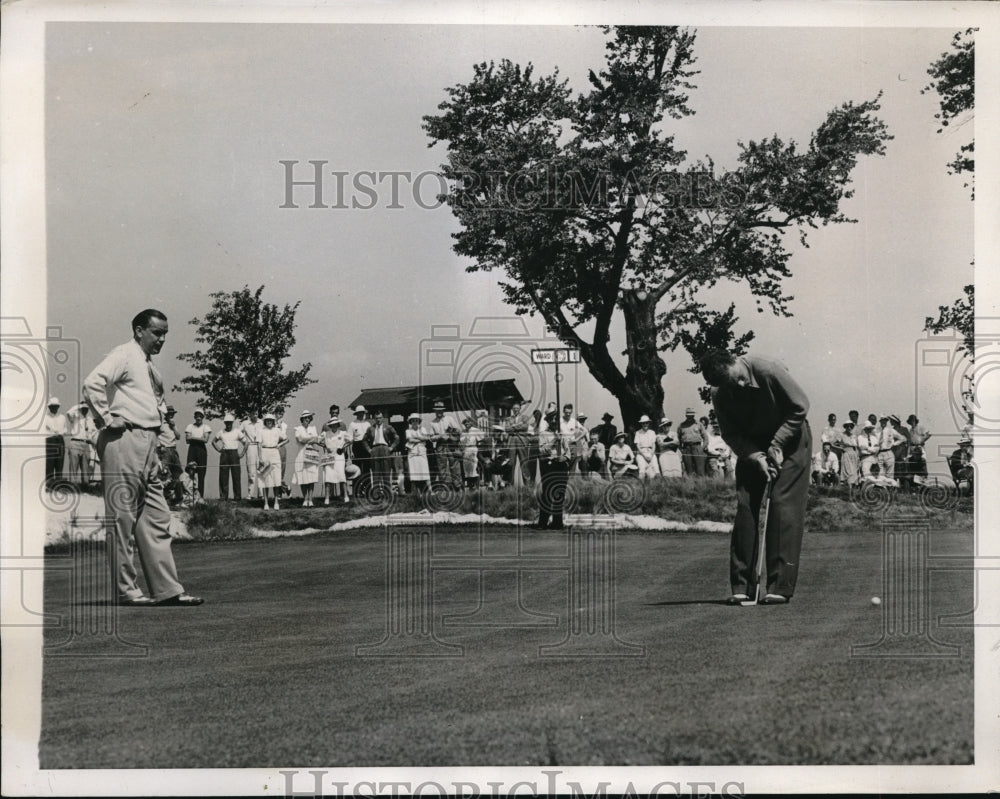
633, 415, 660, 480
257, 413, 288, 509
293, 411, 322, 506
656, 419, 682, 478
405, 413, 432, 496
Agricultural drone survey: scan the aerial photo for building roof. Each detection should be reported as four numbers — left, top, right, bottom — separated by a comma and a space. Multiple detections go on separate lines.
347, 379, 523, 415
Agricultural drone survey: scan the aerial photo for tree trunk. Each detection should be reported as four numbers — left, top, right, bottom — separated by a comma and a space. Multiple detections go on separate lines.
619, 289, 667, 430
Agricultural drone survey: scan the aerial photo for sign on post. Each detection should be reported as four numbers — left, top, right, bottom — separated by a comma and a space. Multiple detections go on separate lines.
531, 348, 581, 364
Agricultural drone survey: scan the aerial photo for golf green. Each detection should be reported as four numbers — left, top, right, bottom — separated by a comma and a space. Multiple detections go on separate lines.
40, 525, 974, 767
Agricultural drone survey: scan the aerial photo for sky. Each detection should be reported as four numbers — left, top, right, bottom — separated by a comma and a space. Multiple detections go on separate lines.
43, 22, 975, 471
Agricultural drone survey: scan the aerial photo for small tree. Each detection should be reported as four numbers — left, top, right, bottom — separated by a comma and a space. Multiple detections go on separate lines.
174, 285, 315, 418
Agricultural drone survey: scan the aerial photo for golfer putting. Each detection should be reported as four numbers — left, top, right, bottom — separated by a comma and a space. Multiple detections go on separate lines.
699, 348, 812, 606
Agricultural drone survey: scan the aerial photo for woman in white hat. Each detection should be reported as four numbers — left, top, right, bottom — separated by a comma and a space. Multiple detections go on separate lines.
633, 415, 661, 480
655, 418, 682, 478
321, 416, 352, 505
292, 411, 322, 506
405, 413, 431, 495
257, 413, 287, 509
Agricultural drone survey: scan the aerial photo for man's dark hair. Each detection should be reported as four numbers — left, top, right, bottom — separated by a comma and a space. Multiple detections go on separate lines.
132, 308, 167, 332
699, 349, 736, 387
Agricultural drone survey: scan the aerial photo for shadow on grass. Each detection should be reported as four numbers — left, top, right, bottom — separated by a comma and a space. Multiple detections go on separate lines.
645, 599, 733, 606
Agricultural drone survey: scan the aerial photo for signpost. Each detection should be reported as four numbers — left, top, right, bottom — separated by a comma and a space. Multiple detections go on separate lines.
531, 348, 581, 453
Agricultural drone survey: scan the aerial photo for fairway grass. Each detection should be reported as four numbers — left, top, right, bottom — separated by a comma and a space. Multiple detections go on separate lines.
41, 525, 973, 767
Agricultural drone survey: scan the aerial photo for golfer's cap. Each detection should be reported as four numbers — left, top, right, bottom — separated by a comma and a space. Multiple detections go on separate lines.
408, 413, 421, 421
263, 413, 276, 421
48, 396, 60, 407
186, 461, 198, 469
193, 409, 205, 417
907, 414, 918, 423
433, 401, 445, 410
843, 421, 855, 429
223, 413, 235, 423
577, 414, 588, 421
299, 410, 314, 418
959, 436, 972, 445
660, 417, 672, 427
602, 412, 614, 421
685, 408, 695, 415
354, 405, 366, 414
863, 421, 875, 428
639, 414, 652, 423
165, 405, 176, 414
546, 402, 557, 412
887, 414, 900, 425
327, 416, 340, 425
614, 432, 626, 440
879, 413, 889, 420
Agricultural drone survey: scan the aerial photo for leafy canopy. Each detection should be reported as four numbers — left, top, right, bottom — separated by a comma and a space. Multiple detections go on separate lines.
424, 26, 890, 419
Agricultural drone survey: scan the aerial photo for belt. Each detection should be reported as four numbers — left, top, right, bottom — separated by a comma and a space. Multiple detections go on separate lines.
878, 449, 893, 453
261, 445, 279, 449
122, 422, 161, 432
70, 438, 88, 442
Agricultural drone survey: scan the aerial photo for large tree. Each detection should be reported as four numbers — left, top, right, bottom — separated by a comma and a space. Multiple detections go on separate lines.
922, 29, 974, 374
424, 26, 891, 426
922, 27, 974, 198
174, 285, 315, 418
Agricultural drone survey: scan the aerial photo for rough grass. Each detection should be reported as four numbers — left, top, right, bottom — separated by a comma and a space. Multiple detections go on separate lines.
176, 477, 973, 542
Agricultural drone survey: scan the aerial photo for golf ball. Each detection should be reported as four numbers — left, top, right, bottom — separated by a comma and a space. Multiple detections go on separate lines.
871, 597, 882, 606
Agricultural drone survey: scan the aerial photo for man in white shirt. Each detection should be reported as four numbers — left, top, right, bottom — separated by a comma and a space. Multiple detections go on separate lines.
558, 404, 587, 474
811, 441, 840, 486
877, 413, 907, 479
44, 397, 68, 485
82, 308, 202, 606
857, 421, 881, 477
428, 401, 462, 488
65, 402, 97, 485
212, 413, 246, 500
347, 405, 372, 479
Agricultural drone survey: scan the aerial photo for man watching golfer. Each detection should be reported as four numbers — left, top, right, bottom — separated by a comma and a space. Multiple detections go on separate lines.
82, 309, 203, 606
699, 349, 811, 606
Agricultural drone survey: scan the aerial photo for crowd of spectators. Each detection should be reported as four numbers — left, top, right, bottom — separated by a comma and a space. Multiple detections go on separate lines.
44, 395, 975, 506
811, 410, 973, 494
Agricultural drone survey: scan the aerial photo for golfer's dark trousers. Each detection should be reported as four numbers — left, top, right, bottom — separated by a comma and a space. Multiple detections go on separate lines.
731, 422, 812, 598
218, 449, 242, 500
536, 458, 569, 528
